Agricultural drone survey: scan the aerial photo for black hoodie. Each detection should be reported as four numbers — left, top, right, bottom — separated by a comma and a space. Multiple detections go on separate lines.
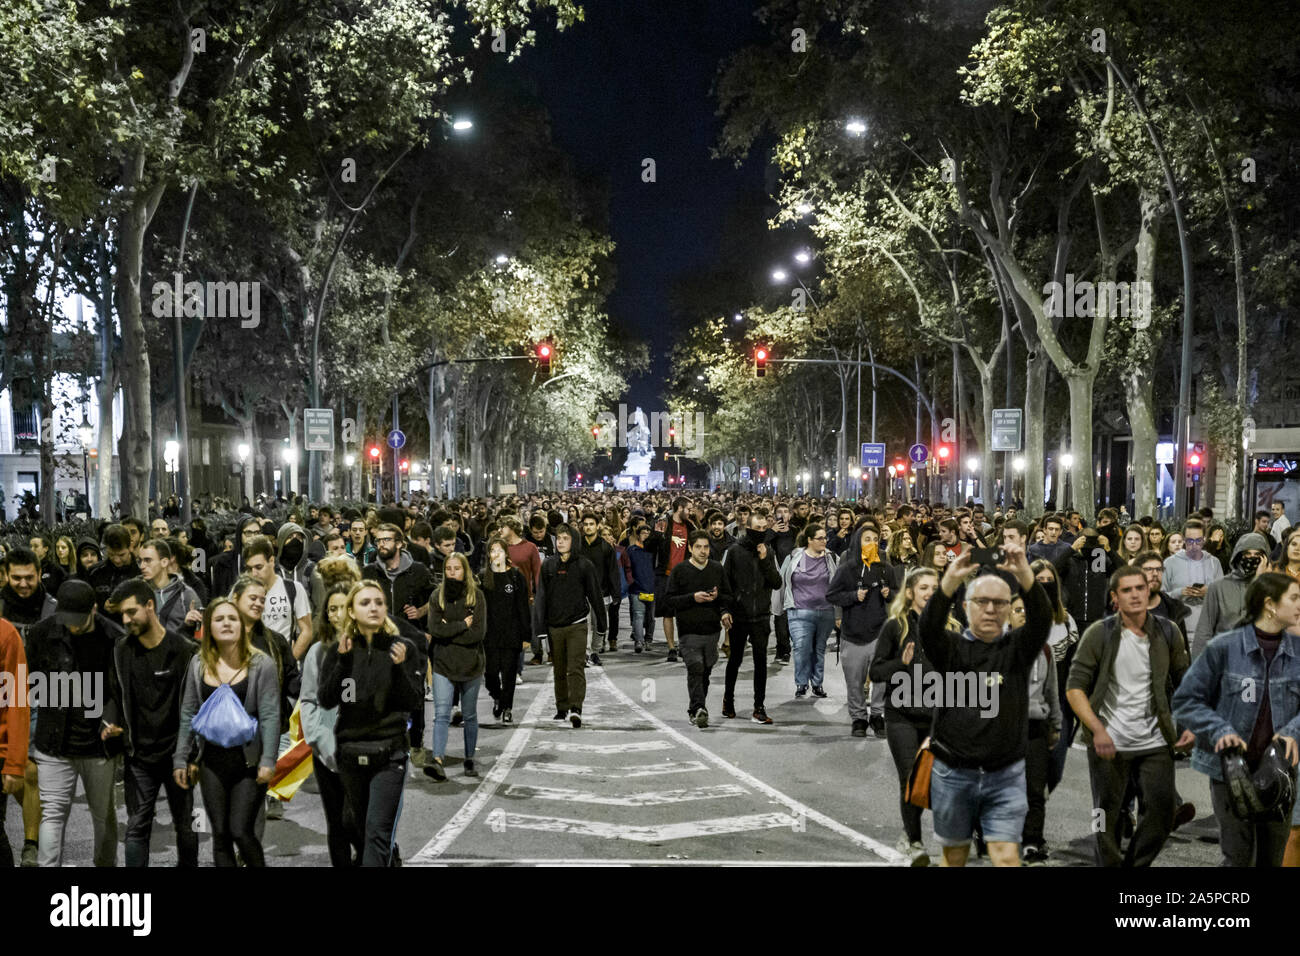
825, 555, 893, 644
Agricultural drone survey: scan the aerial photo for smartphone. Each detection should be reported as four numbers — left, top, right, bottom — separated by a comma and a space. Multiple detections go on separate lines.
971, 546, 1004, 567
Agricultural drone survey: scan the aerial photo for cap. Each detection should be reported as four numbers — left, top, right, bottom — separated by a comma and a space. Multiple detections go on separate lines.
54, 580, 96, 630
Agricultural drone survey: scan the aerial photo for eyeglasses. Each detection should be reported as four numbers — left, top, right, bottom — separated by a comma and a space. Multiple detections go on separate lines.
1184, 537, 1205, 545
811, 534, 826, 541
374, 536, 396, 545
968, 597, 1011, 610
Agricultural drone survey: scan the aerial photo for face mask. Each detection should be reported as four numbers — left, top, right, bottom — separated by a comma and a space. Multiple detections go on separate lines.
280, 540, 304, 568
1239, 554, 1262, 576
861, 541, 879, 564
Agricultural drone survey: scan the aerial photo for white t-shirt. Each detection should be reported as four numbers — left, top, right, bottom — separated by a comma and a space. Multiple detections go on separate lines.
1099, 628, 1164, 752
262, 575, 310, 643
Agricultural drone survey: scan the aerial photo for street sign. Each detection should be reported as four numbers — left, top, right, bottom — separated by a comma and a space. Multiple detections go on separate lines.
304, 408, 334, 452
1243, 416, 1257, 444
991, 408, 1023, 451
386, 429, 406, 450
908, 443, 928, 464
740, 466, 751, 480
861, 443, 886, 468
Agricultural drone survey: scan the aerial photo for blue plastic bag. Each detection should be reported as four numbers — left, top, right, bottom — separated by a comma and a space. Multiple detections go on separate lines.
191, 683, 259, 748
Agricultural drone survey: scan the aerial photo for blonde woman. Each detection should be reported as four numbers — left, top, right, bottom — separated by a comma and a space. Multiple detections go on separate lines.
318, 581, 421, 867
53, 535, 78, 579
173, 597, 279, 867
868, 567, 955, 866
424, 554, 486, 781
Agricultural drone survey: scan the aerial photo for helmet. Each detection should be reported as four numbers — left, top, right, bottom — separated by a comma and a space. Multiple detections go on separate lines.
1221, 743, 1297, 822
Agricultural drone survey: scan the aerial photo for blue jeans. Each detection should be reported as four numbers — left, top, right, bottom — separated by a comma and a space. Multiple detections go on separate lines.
930, 757, 1028, 847
630, 597, 653, 646
788, 608, 835, 690
432, 673, 481, 760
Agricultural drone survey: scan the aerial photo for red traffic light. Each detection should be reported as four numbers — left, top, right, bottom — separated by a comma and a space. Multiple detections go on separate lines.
368, 446, 380, 459
592, 426, 600, 438
1188, 452, 1201, 467
400, 459, 409, 471
938, 445, 951, 460
754, 346, 769, 378
536, 341, 554, 377
576, 472, 583, 481
668, 426, 676, 439
758, 467, 767, 478
537, 343, 552, 359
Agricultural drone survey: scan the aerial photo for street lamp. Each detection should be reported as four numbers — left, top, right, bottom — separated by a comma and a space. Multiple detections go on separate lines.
452, 118, 473, 131
966, 457, 979, 472
78, 423, 93, 514
772, 269, 788, 282
1013, 457, 1026, 473
845, 118, 867, 136
237, 442, 250, 462
794, 250, 811, 264
1060, 453, 1074, 469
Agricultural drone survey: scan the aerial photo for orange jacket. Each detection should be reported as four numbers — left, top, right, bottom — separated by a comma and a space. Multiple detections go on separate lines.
0, 618, 30, 776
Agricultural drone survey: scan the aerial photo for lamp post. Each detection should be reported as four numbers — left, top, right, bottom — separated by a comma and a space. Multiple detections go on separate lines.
78, 423, 93, 516
237, 442, 250, 503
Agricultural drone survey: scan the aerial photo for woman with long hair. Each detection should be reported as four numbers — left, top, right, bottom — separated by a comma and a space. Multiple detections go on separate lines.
1117, 525, 1148, 566
424, 553, 486, 781
482, 538, 530, 724
299, 584, 361, 866
869, 567, 958, 866
172, 598, 279, 866
1173, 573, 1300, 866
921, 540, 950, 576
318, 581, 421, 866
52, 535, 78, 578
779, 523, 838, 699
887, 528, 920, 575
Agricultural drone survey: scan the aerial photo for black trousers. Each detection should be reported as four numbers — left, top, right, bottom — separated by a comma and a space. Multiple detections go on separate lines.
124, 755, 198, 867
338, 750, 406, 867
681, 633, 719, 714
1023, 720, 1051, 846
1086, 745, 1175, 867
774, 612, 791, 657
608, 599, 621, 643
198, 746, 266, 867
723, 616, 770, 710
314, 758, 360, 867
484, 645, 521, 710
884, 713, 929, 844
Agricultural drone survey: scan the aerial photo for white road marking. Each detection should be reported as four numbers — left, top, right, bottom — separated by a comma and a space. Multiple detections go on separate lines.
502, 783, 747, 806
493, 811, 796, 842
408, 669, 556, 864
533, 739, 673, 754
521, 760, 710, 777
592, 670, 907, 864
425, 858, 892, 867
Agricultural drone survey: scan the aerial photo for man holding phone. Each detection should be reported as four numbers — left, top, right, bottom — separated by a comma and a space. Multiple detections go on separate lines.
663, 531, 733, 728
1161, 519, 1222, 639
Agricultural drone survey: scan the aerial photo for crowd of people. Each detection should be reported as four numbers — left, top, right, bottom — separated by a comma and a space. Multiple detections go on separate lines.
0, 490, 1297, 868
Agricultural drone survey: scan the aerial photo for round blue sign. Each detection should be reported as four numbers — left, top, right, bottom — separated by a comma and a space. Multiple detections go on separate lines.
908, 443, 928, 464
387, 429, 406, 449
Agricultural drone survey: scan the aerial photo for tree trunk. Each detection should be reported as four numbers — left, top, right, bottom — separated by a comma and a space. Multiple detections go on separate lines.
1066, 373, 1096, 520
1023, 347, 1048, 513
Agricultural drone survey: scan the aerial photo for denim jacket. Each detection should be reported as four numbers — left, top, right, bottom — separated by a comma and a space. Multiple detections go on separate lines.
1171, 625, 1300, 781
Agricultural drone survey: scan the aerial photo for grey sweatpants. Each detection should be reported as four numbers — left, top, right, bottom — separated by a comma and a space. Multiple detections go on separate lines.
842, 640, 886, 722
34, 749, 119, 867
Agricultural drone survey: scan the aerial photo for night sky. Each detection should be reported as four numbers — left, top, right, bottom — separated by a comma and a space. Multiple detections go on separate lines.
517, 0, 770, 412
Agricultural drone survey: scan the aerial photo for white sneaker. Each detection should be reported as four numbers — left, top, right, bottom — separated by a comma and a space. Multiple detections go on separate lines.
896, 836, 928, 867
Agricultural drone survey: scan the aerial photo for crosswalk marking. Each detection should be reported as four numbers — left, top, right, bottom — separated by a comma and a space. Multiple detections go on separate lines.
491, 811, 797, 842
533, 739, 673, 755
502, 783, 747, 806
521, 760, 710, 777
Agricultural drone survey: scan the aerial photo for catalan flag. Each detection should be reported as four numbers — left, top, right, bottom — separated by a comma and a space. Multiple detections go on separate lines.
267, 702, 314, 801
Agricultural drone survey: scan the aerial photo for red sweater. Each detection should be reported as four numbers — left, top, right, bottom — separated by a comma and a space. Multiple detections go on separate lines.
507, 539, 542, 600
0, 618, 30, 776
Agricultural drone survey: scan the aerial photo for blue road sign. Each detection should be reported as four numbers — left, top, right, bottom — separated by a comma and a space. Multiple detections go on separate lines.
861, 443, 886, 468
909, 443, 929, 464
740, 466, 751, 480
387, 429, 406, 450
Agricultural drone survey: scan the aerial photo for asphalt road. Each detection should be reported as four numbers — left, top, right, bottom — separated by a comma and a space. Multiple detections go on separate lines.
6, 638, 1224, 867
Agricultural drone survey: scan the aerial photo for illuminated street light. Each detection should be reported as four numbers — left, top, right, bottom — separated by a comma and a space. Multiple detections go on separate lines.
846, 118, 867, 136
1061, 453, 1075, 469
772, 269, 788, 282
344, 453, 355, 467
966, 457, 979, 472
794, 250, 811, 264
1013, 457, 1026, 473
237, 442, 250, 461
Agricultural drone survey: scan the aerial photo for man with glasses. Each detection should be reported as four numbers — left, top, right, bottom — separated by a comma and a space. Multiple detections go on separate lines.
917, 543, 1051, 866
1160, 519, 1222, 639
210, 516, 265, 598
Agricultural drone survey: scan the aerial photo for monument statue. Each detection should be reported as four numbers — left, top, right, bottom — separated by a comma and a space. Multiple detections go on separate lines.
628, 406, 653, 455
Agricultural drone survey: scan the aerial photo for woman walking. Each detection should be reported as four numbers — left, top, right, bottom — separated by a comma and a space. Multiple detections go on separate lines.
172, 598, 279, 866
424, 554, 486, 781
779, 523, 839, 698
482, 539, 530, 725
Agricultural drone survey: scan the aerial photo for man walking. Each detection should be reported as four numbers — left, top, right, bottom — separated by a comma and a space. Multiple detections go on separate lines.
575, 513, 620, 664
664, 531, 733, 728
721, 512, 781, 725
1161, 519, 1223, 639
534, 525, 607, 727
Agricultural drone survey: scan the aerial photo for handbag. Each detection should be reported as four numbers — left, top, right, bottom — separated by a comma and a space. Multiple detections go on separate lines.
638, 592, 655, 602
191, 681, 259, 749
905, 736, 934, 809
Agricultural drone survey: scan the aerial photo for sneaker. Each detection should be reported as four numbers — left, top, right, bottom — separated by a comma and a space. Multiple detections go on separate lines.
1173, 802, 1197, 831
721, 702, 736, 719
666, 650, 678, 663
1022, 843, 1050, 864
20, 840, 37, 867
492, 703, 503, 720
503, 709, 513, 724
776, 654, 791, 664
751, 707, 774, 725
694, 708, 709, 729
608, 639, 617, 652
896, 837, 929, 867
423, 758, 447, 782
570, 710, 582, 728
451, 709, 464, 728
590, 653, 602, 666
266, 795, 284, 820
851, 719, 868, 738
516, 673, 525, 685
795, 686, 807, 698
552, 710, 568, 720
424, 688, 434, 702
869, 714, 886, 738
812, 686, 828, 698
635, 643, 644, 653
410, 747, 433, 768
464, 759, 478, 778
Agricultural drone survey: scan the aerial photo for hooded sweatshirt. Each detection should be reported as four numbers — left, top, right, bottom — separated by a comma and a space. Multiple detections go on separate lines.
1193, 532, 1271, 657
275, 522, 316, 593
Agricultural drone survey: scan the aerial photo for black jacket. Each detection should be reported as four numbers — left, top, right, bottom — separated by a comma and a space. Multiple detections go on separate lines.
663, 559, 732, 635
721, 537, 781, 621
869, 610, 933, 723
87, 558, 140, 616
318, 627, 424, 746
26, 613, 125, 758
483, 567, 531, 650
1065, 545, 1116, 628
361, 552, 434, 620
110, 628, 197, 759
825, 557, 893, 644
573, 535, 620, 599
0, 585, 57, 641
533, 554, 607, 635
428, 591, 486, 681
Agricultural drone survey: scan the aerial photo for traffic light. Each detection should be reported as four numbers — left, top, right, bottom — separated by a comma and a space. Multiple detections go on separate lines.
668, 425, 676, 444
754, 346, 768, 378
368, 446, 380, 461
592, 425, 600, 439
1188, 442, 1206, 480
758, 467, 767, 478
937, 444, 951, 475
535, 341, 553, 376
400, 459, 409, 471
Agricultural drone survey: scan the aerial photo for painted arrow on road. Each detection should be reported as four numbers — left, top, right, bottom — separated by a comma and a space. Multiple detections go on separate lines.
486, 811, 797, 842
522, 760, 709, 778
533, 739, 674, 755
502, 783, 747, 806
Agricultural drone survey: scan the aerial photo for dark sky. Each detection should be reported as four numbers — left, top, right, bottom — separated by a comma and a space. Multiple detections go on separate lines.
516, 0, 769, 412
